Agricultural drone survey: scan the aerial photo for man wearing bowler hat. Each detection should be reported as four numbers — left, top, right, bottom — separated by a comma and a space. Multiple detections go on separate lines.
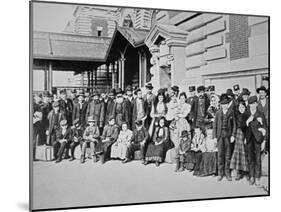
112, 88, 130, 128
187, 86, 198, 130
46, 101, 65, 148
256, 86, 269, 126
240, 88, 251, 107
72, 91, 88, 130
104, 88, 116, 125
193, 85, 210, 130
245, 96, 267, 185
132, 88, 148, 130
58, 89, 74, 126
69, 118, 84, 161
86, 90, 105, 132
213, 94, 236, 181
143, 83, 156, 128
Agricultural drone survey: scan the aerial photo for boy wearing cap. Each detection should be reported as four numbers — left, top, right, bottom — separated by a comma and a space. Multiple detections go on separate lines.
69, 119, 84, 161
125, 120, 149, 163
81, 117, 101, 163
100, 117, 119, 164
213, 94, 236, 181
46, 101, 65, 147
175, 130, 192, 172
86, 91, 105, 132
54, 119, 72, 163
245, 96, 267, 185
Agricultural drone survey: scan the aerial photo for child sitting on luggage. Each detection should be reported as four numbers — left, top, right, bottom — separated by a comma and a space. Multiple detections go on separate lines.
174, 130, 192, 172
184, 127, 205, 171
194, 128, 218, 176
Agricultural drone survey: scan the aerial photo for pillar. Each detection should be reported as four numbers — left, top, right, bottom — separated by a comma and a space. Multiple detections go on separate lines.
120, 56, 125, 90
48, 62, 53, 92
138, 51, 143, 87
118, 59, 122, 88
106, 64, 110, 89
44, 63, 48, 91
111, 62, 115, 89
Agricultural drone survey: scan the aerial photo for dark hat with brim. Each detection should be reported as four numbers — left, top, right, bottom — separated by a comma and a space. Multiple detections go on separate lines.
145, 83, 154, 90
189, 86, 195, 92
241, 88, 251, 96
180, 130, 189, 138
125, 85, 133, 92
233, 84, 240, 91
171, 85, 179, 93
77, 92, 85, 97
256, 86, 267, 93
135, 119, 143, 126
87, 116, 96, 122
73, 118, 80, 126
92, 90, 100, 97
226, 89, 235, 98
197, 85, 205, 93
108, 88, 116, 96
115, 88, 123, 96
134, 88, 141, 95
208, 85, 215, 92
248, 96, 258, 104
219, 93, 231, 104
60, 119, 67, 126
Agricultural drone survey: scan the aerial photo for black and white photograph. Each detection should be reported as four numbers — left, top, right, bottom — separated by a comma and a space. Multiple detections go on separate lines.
30, 0, 269, 211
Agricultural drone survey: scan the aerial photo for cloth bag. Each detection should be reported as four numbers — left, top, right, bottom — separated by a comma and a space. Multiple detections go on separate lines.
35, 145, 54, 161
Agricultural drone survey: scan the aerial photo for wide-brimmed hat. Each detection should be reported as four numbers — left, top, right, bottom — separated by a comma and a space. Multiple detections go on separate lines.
208, 85, 215, 92
115, 88, 123, 96
77, 91, 85, 97
145, 83, 154, 90
219, 93, 231, 104
87, 116, 96, 122
180, 130, 189, 138
60, 119, 67, 126
125, 85, 133, 92
197, 85, 205, 93
226, 89, 235, 99
73, 118, 80, 126
135, 119, 143, 126
134, 87, 141, 95
241, 88, 251, 96
248, 96, 258, 104
256, 86, 267, 93
233, 84, 240, 91
108, 88, 116, 96
188, 86, 195, 92
171, 85, 179, 93
92, 90, 100, 97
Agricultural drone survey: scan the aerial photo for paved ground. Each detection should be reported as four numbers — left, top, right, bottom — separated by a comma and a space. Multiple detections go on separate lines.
31, 160, 268, 210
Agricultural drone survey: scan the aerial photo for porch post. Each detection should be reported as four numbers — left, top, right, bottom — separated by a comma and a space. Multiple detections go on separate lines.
111, 62, 115, 89
118, 59, 122, 88
87, 71, 90, 90
48, 61, 53, 92
44, 63, 48, 91
138, 51, 143, 87
120, 55, 125, 90
106, 63, 110, 90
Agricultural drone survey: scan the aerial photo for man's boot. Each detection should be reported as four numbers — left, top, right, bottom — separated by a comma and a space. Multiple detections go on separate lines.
93, 155, 97, 163
174, 159, 180, 172
100, 154, 105, 164
80, 155, 85, 164
178, 162, 185, 172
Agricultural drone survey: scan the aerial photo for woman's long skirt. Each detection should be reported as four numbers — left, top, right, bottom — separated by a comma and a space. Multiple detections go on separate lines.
193, 152, 217, 176
230, 128, 249, 172
110, 142, 128, 160
145, 142, 166, 162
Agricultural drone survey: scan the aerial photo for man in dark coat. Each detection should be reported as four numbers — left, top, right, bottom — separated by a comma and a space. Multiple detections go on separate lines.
187, 86, 198, 130
131, 88, 148, 130
54, 119, 73, 163
193, 85, 210, 130
103, 89, 116, 126
69, 118, 84, 161
58, 89, 73, 126
33, 93, 43, 160
46, 101, 66, 147
124, 120, 149, 163
233, 84, 241, 100
213, 94, 236, 181
86, 90, 105, 133
100, 117, 119, 164
40, 91, 53, 145
72, 92, 88, 130
143, 83, 156, 128
124, 85, 134, 129
245, 96, 267, 185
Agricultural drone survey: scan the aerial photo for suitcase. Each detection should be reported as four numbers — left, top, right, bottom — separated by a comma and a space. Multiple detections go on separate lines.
165, 148, 176, 164
35, 145, 54, 161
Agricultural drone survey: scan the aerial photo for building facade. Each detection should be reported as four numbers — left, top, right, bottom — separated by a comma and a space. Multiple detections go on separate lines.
145, 11, 269, 94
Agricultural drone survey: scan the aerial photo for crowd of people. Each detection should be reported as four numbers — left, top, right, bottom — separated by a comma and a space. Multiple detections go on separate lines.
33, 82, 269, 185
